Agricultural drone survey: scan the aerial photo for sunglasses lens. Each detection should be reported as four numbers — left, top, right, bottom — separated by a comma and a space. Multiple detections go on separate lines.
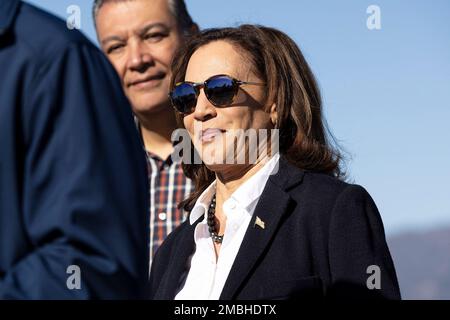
170, 83, 197, 114
205, 76, 237, 106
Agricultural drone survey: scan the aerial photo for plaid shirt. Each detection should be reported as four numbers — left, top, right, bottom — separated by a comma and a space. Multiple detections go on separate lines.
146, 150, 194, 270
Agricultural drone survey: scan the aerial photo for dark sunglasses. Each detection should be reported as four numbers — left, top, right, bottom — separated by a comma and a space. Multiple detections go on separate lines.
169, 74, 265, 115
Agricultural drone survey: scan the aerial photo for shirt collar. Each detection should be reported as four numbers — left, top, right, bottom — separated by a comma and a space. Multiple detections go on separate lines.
229, 152, 280, 212
188, 153, 280, 225
189, 181, 216, 224
0, 0, 20, 37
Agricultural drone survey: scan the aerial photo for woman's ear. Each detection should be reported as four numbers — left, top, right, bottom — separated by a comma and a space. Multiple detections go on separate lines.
270, 103, 278, 127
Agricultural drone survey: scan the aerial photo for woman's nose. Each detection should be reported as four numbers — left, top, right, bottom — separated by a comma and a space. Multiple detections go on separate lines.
192, 89, 217, 121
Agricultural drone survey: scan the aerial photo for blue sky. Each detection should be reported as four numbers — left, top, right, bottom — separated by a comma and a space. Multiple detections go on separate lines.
24, 0, 450, 236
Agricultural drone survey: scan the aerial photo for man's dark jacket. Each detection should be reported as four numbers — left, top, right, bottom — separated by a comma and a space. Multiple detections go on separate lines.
0, 0, 149, 299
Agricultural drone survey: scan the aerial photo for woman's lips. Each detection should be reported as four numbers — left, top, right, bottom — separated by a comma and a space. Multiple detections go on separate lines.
200, 128, 225, 142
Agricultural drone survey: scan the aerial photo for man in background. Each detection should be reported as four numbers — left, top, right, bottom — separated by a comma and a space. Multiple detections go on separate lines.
94, 0, 198, 267
0, 0, 149, 298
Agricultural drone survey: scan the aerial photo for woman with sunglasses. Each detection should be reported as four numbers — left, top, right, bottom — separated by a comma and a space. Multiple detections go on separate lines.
149, 25, 401, 300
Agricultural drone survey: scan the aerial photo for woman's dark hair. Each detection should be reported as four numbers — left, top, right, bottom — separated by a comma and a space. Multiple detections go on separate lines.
171, 24, 345, 211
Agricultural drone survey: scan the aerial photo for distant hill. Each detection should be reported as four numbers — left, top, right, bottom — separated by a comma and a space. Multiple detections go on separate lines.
387, 226, 450, 299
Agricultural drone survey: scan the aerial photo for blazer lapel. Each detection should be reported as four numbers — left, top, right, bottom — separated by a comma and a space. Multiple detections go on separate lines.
219, 156, 305, 299
155, 218, 200, 299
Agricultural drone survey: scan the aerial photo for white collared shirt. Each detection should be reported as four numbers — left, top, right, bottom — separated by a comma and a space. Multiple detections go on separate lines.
174, 153, 280, 300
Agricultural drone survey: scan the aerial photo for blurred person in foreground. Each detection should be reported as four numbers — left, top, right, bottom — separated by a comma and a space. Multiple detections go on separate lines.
0, 0, 149, 299
93, 0, 198, 267
149, 25, 401, 300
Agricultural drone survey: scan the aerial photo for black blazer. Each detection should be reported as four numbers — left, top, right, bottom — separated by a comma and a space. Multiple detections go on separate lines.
149, 156, 401, 300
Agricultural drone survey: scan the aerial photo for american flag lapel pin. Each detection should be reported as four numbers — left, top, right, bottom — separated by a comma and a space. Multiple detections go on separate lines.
255, 216, 265, 229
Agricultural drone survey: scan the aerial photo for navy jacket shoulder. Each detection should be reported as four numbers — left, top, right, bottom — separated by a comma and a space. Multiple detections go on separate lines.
1, 0, 104, 80
150, 156, 401, 300
0, 0, 149, 299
